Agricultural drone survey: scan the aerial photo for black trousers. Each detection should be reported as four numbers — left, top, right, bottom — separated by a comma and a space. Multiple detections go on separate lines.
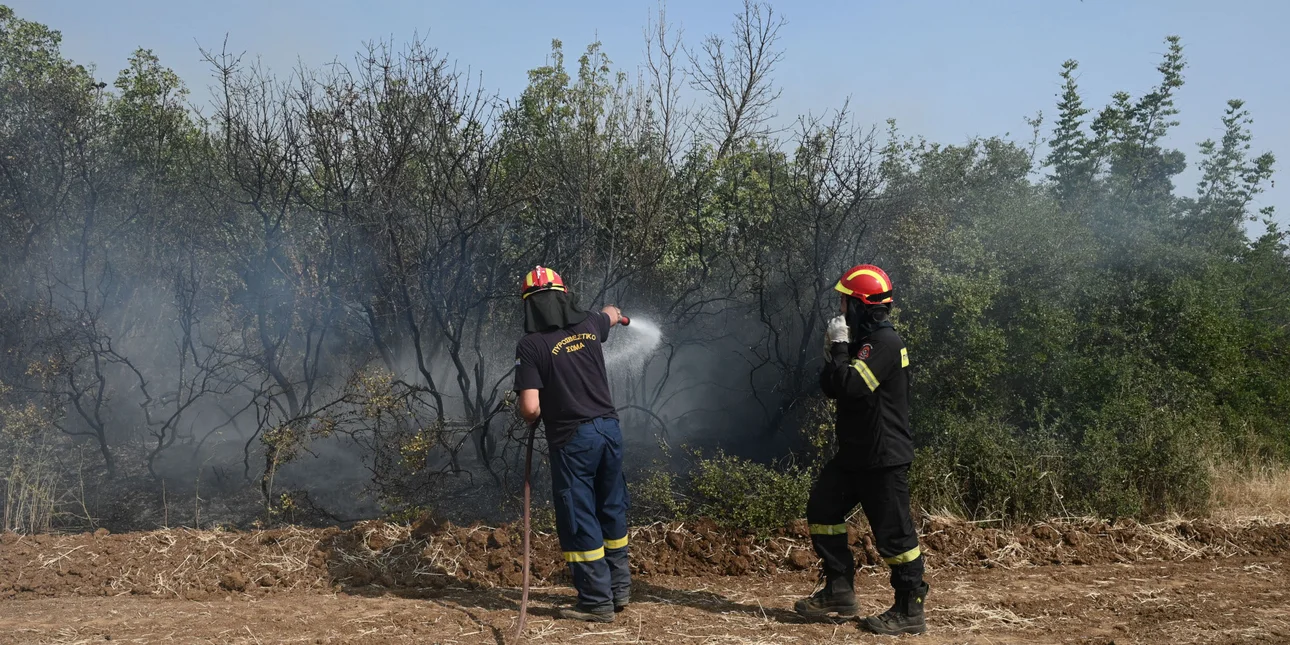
805, 457, 924, 591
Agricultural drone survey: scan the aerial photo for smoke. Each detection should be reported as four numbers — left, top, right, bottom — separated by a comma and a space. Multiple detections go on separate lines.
0, 4, 893, 532
604, 317, 663, 379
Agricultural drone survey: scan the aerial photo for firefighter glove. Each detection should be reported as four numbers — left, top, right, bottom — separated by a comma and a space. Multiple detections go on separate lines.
826, 315, 849, 348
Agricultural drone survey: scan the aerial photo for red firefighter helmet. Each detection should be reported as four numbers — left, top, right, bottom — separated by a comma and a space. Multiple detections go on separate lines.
834, 264, 894, 305
521, 265, 567, 299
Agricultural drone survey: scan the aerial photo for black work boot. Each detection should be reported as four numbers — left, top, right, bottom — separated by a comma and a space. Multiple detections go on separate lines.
614, 592, 630, 612
560, 604, 615, 623
794, 575, 859, 618
860, 582, 928, 635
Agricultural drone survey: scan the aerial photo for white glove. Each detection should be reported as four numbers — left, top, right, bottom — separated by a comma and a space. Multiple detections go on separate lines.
824, 315, 849, 358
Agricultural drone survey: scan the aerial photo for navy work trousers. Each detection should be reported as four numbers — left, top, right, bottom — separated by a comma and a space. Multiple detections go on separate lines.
550, 417, 631, 611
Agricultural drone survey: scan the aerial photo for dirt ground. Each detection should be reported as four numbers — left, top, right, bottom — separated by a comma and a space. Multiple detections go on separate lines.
3, 518, 1289, 644
4, 558, 1289, 644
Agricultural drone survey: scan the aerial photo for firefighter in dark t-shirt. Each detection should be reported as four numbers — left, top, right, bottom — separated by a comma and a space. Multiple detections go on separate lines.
794, 263, 929, 635
513, 265, 629, 623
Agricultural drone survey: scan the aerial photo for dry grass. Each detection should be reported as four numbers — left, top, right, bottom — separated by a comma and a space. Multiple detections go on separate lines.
329, 521, 472, 587
92, 526, 329, 597
1210, 463, 1290, 523
937, 603, 1037, 632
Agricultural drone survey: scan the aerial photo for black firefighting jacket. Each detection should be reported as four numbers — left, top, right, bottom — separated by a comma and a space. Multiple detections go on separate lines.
819, 325, 913, 468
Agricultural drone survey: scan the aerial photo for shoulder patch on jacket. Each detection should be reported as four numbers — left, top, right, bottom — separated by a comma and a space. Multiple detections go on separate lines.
856, 343, 873, 360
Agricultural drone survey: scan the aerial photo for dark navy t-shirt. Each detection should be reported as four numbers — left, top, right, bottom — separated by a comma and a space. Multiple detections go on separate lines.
513, 312, 617, 447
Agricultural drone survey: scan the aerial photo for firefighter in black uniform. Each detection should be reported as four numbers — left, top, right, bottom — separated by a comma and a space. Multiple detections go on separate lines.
794, 263, 929, 635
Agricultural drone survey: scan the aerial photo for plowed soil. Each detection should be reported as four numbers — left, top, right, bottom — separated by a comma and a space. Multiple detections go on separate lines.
3, 517, 1289, 644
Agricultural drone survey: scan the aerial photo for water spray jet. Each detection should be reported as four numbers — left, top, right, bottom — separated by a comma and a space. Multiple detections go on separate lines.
604, 315, 663, 379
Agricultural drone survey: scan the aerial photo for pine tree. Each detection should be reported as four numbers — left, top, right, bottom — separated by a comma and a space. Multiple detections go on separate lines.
1046, 59, 1091, 207
1191, 99, 1277, 248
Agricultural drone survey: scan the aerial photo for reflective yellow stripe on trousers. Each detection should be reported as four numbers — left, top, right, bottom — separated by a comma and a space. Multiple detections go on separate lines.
809, 523, 848, 536
883, 546, 921, 566
604, 535, 629, 550
564, 547, 606, 563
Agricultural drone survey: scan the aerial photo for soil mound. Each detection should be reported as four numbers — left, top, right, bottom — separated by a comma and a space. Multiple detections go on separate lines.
2, 516, 1287, 600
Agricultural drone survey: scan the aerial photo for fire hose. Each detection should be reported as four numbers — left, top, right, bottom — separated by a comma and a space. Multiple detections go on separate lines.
516, 419, 538, 641
515, 313, 629, 641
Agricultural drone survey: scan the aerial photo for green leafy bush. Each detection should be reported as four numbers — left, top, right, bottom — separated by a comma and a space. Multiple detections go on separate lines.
627, 468, 689, 523
910, 412, 1066, 521
688, 450, 813, 534
1073, 388, 1214, 518
624, 450, 813, 534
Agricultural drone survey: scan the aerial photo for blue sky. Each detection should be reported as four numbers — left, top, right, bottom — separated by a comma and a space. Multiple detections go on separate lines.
10, 0, 1287, 227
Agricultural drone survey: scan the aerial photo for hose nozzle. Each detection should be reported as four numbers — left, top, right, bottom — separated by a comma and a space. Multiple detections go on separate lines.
619, 315, 631, 326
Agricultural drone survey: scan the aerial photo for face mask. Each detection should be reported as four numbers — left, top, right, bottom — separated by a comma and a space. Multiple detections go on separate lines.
844, 297, 891, 339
